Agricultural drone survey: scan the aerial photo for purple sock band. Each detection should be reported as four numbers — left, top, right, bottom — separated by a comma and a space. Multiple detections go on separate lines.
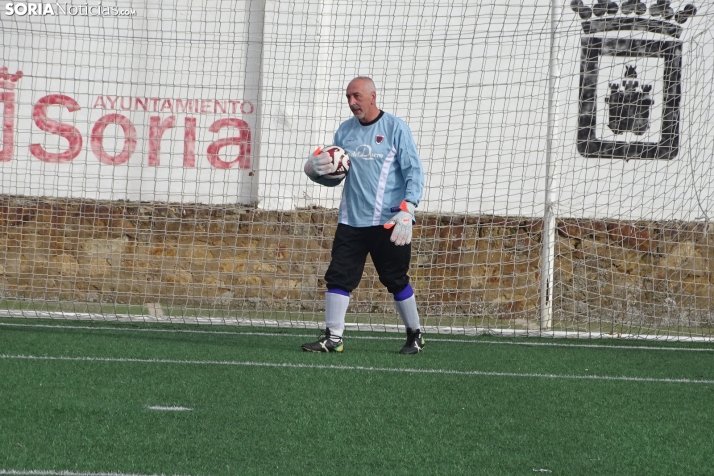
393, 284, 414, 302
327, 287, 350, 297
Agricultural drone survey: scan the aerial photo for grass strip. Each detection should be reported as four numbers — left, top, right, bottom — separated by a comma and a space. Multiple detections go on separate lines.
1, 320, 713, 475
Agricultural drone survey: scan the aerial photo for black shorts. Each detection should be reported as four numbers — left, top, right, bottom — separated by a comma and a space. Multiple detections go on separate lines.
324, 223, 411, 295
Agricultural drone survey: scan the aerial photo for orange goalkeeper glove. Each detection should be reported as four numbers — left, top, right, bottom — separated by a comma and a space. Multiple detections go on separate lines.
384, 200, 415, 246
304, 147, 333, 180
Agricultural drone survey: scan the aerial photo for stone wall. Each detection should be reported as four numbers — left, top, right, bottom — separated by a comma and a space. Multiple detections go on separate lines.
0, 196, 712, 329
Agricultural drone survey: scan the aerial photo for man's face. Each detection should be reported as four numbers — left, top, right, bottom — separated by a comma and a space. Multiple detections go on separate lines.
346, 80, 376, 121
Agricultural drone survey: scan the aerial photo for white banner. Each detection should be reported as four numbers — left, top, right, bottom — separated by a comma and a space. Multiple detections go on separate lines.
1, 1, 713, 220
1, 0, 261, 204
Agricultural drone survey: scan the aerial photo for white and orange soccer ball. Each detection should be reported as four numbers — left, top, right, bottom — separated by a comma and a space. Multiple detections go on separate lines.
316, 145, 350, 180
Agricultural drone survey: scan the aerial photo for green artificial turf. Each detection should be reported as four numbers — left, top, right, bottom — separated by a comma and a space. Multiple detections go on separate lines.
1, 318, 713, 475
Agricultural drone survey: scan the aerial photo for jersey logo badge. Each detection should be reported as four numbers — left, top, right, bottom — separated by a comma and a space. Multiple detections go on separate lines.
375, 135, 384, 144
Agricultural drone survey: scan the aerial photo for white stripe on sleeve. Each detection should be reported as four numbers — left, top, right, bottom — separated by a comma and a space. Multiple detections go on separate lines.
371, 146, 397, 225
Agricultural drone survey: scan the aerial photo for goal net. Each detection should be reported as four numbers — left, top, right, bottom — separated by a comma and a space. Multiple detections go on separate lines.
1, 0, 713, 339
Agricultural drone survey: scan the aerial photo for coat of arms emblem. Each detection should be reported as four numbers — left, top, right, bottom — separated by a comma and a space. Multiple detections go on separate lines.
572, 0, 696, 160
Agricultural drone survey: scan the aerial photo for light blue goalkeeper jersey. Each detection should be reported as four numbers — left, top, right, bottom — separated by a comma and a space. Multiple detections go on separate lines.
314, 111, 424, 227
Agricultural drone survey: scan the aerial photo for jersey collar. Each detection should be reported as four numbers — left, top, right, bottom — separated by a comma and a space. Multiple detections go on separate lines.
359, 110, 384, 127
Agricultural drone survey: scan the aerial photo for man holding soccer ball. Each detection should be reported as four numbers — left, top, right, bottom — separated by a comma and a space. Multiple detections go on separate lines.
302, 76, 425, 354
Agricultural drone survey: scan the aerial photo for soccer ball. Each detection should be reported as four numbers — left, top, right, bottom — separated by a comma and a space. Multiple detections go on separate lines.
322, 145, 350, 180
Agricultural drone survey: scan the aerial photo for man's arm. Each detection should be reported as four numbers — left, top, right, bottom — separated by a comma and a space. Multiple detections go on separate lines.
395, 123, 424, 207
309, 174, 345, 187
383, 120, 424, 246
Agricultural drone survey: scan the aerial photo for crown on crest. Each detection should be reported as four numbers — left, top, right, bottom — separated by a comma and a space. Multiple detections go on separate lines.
570, 1, 697, 38
0, 67, 23, 91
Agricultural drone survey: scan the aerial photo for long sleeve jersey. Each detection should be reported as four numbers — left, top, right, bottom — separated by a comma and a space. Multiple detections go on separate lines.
313, 111, 424, 227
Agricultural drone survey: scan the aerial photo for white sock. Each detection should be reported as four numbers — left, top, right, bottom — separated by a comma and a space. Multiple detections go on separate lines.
395, 295, 420, 331
325, 289, 349, 340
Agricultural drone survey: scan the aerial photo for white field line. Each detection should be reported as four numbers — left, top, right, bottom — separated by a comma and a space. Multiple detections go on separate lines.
2, 310, 714, 342
0, 471, 193, 476
146, 406, 192, 411
2, 322, 713, 353
2, 354, 714, 385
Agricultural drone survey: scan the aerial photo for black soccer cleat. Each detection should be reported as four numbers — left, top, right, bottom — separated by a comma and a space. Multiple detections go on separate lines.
301, 327, 344, 353
399, 327, 425, 354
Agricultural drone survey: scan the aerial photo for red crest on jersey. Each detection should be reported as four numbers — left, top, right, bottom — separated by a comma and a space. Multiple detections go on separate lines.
375, 135, 384, 144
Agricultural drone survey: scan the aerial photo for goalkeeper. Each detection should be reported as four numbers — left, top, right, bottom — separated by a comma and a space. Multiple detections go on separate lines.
302, 76, 425, 354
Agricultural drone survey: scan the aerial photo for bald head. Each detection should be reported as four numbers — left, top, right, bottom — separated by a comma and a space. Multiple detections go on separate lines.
351, 76, 376, 94
346, 76, 380, 123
